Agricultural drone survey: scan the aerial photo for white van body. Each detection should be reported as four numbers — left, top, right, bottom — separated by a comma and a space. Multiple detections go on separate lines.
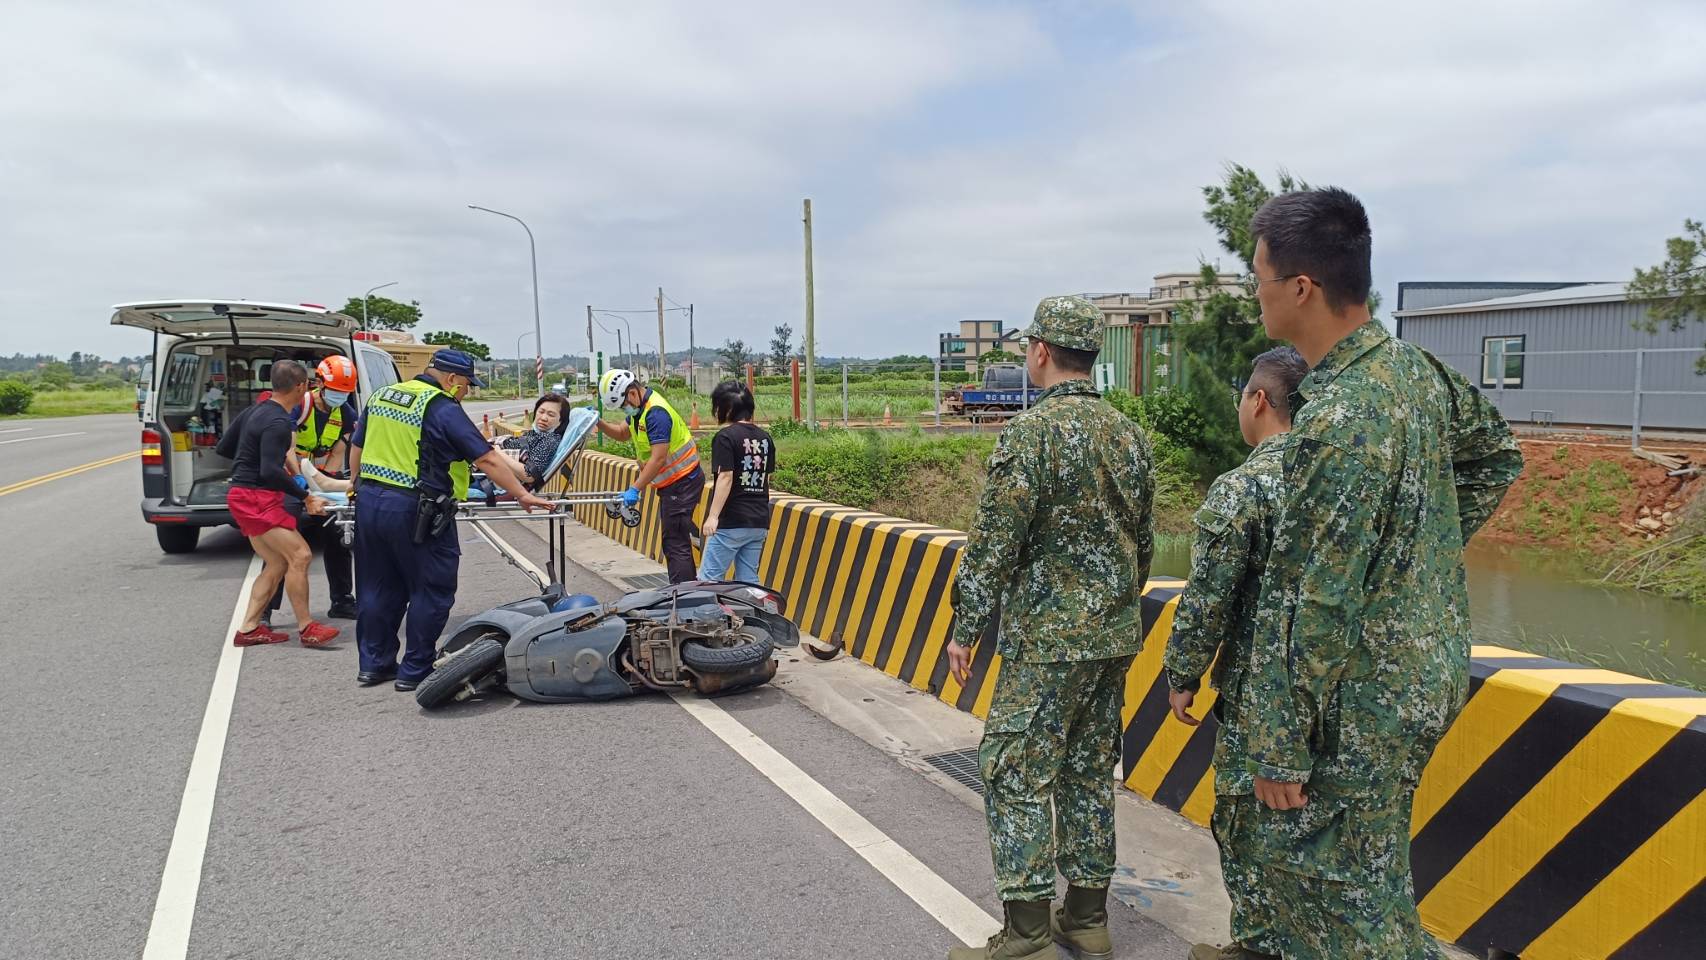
113, 299, 401, 553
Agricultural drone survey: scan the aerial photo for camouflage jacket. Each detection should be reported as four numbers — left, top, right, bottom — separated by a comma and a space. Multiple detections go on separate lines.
1163, 433, 1288, 796
951, 379, 1155, 662
1241, 322, 1523, 796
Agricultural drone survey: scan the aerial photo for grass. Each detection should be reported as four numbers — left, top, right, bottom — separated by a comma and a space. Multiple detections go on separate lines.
0, 386, 136, 419
680, 422, 1201, 534
660, 381, 945, 424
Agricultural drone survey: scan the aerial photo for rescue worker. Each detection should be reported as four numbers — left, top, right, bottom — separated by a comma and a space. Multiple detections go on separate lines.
1236, 188, 1522, 958
294, 354, 360, 619
346, 349, 550, 691
945, 296, 1156, 960
1161, 346, 1309, 960
592, 368, 705, 583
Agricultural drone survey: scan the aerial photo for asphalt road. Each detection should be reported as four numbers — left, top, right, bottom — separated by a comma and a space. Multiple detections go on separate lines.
1, 411, 1188, 959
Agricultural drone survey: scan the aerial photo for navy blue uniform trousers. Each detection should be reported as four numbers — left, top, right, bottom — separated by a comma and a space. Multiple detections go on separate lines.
355, 483, 460, 682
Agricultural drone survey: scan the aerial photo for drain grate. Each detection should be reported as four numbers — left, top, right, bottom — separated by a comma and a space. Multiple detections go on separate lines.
622, 573, 673, 591
923, 748, 984, 796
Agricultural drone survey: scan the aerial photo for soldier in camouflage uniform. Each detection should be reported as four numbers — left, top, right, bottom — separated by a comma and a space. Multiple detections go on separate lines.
1235, 189, 1523, 959
1162, 346, 1310, 960
945, 295, 1156, 960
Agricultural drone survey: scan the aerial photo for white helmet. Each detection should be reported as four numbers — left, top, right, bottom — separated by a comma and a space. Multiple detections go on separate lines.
600, 368, 637, 408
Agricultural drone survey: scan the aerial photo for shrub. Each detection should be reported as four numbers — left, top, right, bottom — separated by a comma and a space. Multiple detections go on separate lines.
0, 379, 34, 415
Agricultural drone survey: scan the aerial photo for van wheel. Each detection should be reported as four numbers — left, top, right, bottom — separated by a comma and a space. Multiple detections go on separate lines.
156, 526, 200, 554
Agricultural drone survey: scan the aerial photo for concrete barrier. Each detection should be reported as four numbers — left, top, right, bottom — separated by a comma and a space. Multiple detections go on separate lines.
569, 450, 1705, 960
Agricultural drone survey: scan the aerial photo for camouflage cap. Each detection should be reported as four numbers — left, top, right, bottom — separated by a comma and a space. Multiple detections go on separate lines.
1022, 295, 1104, 353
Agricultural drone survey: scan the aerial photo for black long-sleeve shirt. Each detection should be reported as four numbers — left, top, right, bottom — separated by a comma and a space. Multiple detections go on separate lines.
230, 401, 306, 500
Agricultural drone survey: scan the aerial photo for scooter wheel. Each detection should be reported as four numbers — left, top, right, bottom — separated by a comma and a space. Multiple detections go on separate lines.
415, 636, 505, 710
619, 504, 642, 528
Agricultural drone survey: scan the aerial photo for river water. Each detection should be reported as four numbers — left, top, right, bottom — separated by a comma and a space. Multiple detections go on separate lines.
1151, 538, 1706, 691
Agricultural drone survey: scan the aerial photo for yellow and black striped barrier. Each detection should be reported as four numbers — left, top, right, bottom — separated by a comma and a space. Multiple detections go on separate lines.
569, 451, 1705, 960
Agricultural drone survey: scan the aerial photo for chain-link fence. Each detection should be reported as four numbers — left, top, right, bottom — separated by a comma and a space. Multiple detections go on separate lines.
1427, 347, 1706, 447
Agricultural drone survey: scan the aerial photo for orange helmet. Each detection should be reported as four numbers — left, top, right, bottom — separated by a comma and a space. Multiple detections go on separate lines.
316, 355, 357, 393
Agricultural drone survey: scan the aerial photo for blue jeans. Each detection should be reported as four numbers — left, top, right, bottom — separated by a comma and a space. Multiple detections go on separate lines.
697, 527, 768, 585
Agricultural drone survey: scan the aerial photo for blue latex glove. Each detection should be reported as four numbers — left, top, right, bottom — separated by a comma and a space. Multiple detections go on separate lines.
621, 486, 640, 507
293, 474, 309, 492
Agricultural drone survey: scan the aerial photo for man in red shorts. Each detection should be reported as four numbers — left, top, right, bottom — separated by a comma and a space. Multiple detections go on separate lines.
227, 359, 341, 647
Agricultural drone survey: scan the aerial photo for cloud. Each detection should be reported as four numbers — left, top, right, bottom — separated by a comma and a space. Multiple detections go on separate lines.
1, 0, 1703, 361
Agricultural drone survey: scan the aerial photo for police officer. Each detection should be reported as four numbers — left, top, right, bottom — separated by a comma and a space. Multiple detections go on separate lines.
346, 349, 550, 691
592, 368, 705, 583
295, 355, 360, 619
945, 296, 1156, 960
1238, 189, 1521, 957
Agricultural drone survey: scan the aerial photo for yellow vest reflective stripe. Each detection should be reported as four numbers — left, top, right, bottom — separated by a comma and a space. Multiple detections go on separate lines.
295, 394, 346, 464
358, 379, 472, 500
628, 391, 699, 488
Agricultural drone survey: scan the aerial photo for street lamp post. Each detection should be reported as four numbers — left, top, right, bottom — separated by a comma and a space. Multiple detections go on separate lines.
467, 204, 543, 395
515, 330, 536, 400
362, 280, 397, 332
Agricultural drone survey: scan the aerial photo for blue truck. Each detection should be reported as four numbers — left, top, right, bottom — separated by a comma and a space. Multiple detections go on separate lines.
945, 364, 1043, 420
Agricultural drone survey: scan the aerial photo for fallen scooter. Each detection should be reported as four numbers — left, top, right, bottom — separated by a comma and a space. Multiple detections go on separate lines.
415, 580, 800, 709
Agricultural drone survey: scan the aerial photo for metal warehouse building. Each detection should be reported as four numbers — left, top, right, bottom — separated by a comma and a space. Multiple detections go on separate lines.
1394, 281, 1706, 434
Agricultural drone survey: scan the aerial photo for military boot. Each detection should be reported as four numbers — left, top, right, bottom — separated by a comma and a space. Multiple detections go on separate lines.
1052, 884, 1113, 959
1188, 944, 1280, 960
948, 900, 1054, 960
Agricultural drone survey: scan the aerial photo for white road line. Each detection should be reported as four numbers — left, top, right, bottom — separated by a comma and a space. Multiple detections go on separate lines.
142, 555, 262, 960
672, 694, 1002, 946
472, 518, 1000, 945
0, 431, 84, 445
0, 426, 30, 434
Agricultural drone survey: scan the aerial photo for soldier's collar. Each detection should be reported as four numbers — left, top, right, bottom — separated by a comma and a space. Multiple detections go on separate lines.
1038, 378, 1098, 401
1300, 321, 1389, 399
1248, 433, 1289, 458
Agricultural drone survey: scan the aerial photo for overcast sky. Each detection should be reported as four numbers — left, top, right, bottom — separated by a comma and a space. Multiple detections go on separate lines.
3, 0, 1703, 361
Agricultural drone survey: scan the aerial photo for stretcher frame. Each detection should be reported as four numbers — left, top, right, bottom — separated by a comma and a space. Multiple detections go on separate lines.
321, 406, 639, 592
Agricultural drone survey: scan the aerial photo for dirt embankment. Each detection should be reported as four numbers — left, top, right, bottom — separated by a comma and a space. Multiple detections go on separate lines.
1480, 440, 1704, 554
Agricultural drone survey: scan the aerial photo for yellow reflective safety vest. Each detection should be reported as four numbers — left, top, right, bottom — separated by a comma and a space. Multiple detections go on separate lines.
358, 379, 472, 499
628, 390, 699, 488
295, 392, 348, 468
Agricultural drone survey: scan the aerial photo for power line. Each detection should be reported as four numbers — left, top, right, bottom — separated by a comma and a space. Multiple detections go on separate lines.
594, 306, 689, 314
662, 291, 688, 311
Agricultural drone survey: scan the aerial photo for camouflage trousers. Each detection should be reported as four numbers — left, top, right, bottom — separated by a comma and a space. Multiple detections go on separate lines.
978, 655, 1133, 902
1216, 789, 1440, 960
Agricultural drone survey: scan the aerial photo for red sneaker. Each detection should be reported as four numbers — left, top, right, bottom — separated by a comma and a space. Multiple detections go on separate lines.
299, 620, 341, 647
233, 625, 289, 647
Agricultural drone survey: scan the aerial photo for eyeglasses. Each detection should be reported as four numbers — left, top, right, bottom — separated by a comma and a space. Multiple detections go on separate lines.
1252, 274, 1322, 287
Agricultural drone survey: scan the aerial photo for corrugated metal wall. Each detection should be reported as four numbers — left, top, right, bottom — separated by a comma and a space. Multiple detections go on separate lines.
1400, 301, 1705, 429
1141, 325, 1188, 394
1097, 324, 1137, 393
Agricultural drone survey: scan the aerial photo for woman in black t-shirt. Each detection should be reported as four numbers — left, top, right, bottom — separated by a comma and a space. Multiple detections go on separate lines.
696, 381, 775, 584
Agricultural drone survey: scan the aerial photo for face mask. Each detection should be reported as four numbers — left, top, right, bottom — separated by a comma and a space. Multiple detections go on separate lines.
621, 403, 640, 416
322, 390, 350, 407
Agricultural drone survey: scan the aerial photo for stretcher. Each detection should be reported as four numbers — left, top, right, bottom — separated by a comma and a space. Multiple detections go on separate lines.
323, 407, 639, 590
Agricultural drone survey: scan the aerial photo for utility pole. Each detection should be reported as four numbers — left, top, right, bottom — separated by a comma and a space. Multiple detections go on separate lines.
656, 287, 667, 384
688, 303, 696, 394
585, 305, 594, 353
802, 198, 816, 430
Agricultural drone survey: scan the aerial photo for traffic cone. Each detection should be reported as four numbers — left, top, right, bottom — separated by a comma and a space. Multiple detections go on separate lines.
690, 403, 701, 430
883, 403, 892, 426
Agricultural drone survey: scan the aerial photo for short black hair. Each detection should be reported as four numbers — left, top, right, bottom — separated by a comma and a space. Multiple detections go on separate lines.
710, 380, 755, 423
1249, 187, 1372, 313
1247, 346, 1309, 421
1047, 343, 1099, 375
271, 359, 308, 392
